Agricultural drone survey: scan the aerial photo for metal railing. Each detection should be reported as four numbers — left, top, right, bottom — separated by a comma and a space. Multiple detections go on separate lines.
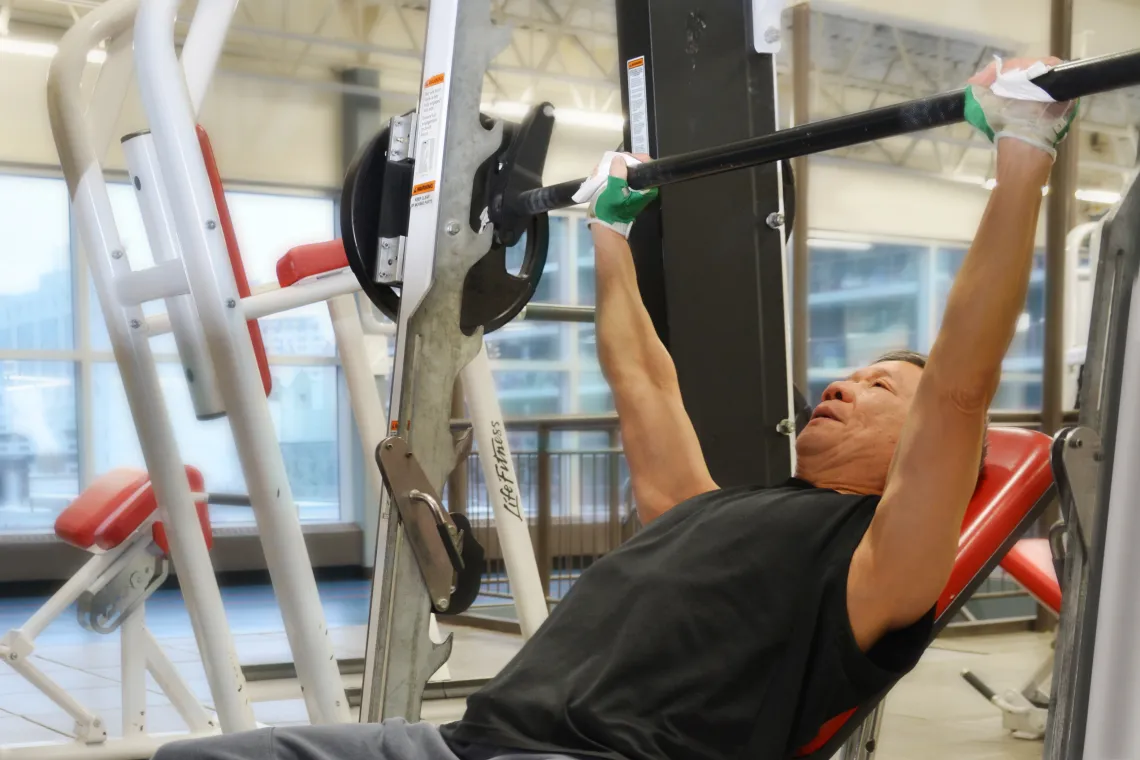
452, 411, 1070, 627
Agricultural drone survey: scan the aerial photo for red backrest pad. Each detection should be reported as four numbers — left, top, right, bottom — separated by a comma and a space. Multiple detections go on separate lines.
796, 428, 1053, 756
1000, 538, 1061, 613
196, 125, 272, 397
276, 240, 349, 288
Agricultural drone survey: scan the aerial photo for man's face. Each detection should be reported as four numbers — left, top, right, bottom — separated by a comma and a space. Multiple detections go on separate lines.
794, 360, 924, 494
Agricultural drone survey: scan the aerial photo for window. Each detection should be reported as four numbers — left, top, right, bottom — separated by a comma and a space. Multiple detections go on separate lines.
91, 362, 339, 524
805, 236, 1047, 409
0, 176, 72, 351
0, 362, 78, 532
225, 192, 337, 357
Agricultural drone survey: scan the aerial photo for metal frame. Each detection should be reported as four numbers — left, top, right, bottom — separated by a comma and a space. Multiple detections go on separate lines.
0, 516, 218, 760
1045, 166, 1140, 758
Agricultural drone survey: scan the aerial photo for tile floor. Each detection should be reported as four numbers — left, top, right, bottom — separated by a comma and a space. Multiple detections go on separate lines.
0, 584, 1050, 759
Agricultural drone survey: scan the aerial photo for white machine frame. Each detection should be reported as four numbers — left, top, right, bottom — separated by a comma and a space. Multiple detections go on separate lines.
4, 0, 550, 754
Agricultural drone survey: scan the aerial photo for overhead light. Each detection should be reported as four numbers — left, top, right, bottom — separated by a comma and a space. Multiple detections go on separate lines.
0, 37, 105, 64
1076, 188, 1122, 205
808, 238, 872, 251
481, 100, 624, 132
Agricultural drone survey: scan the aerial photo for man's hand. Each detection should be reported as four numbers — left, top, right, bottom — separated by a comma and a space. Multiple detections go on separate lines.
847, 57, 1077, 650
964, 56, 1079, 159
574, 152, 657, 238
586, 153, 718, 523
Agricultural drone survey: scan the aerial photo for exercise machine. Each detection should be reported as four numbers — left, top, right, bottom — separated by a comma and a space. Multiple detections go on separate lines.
334, 0, 1140, 755
8, 0, 556, 752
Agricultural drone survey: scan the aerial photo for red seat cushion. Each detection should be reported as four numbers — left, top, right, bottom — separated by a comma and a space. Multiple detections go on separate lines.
55, 469, 150, 549
276, 240, 349, 288
1001, 538, 1061, 613
796, 427, 1053, 757
93, 466, 209, 552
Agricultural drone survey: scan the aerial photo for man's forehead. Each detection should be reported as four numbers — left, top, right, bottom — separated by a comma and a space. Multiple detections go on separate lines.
849, 360, 923, 382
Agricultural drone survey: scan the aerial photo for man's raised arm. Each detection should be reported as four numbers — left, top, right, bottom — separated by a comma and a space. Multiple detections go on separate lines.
848, 57, 1078, 645
583, 155, 718, 523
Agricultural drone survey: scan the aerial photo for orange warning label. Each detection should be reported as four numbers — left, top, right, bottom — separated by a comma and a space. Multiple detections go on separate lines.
425, 73, 445, 88
627, 57, 645, 70
390, 420, 399, 432
412, 181, 436, 196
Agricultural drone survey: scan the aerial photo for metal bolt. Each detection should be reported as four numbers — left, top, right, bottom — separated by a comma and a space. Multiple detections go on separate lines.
8, 652, 16, 661
129, 319, 141, 329
776, 418, 795, 436
111, 249, 124, 259
446, 221, 461, 236
387, 259, 394, 265
542, 104, 554, 117
764, 26, 781, 44
436, 598, 450, 610
206, 220, 217, 230
766, 212, 785, 229
226, 298, 236, 308
385, 442, 394, 450
381, 240, 390, 250
1069, 437, 1084, 449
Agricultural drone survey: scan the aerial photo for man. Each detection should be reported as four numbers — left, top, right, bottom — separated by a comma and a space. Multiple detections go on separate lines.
158, 57, 1075, 760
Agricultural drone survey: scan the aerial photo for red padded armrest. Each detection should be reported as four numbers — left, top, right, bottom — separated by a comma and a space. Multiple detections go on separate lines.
277, 240, 349, 288
94, 466, 207, 551
55, 469, 150, 549
1001, 538, 1061, 613
196, 125, 272, 398
796, 428, 1053, 757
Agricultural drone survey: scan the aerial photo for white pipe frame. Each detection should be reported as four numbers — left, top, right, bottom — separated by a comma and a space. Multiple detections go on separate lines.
461, 346, 549, 638
133, 0, 349, 724
44, 0, 255, 733
0, 515, 218, 757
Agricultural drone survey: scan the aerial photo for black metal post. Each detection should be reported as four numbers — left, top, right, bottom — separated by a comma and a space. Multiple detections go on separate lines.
612, 0, 793, 488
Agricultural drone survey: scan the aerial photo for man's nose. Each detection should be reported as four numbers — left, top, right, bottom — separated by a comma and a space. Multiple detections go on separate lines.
822, 380, 857, 403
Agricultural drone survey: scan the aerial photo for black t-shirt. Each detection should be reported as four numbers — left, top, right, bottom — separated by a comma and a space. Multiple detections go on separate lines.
441, 480, 934, 760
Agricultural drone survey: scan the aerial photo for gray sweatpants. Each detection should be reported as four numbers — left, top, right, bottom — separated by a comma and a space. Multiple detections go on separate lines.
154, 721, 458, 760
153, 720, 573, 760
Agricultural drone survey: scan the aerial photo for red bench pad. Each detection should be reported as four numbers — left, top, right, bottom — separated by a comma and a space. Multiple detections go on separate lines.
1001, 538, 1061, 613
56, 469, 150, 549
196, 125, 272, 398
276, 240, 349, 288
55, 467, 212, 553
797, 428, 1053, 757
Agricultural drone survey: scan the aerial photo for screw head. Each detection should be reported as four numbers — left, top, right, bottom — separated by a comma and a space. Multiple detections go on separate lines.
8, 652, 16, 661
385, 442, 393, 450
766, 212, 785, 229
129, 319, 141, 329
111, 249, 124, 259
381, 240, 390, 250
436, 598, 450, 610
446, 221, 461, 236
764, 26, 781, 43
206, 220, 217, 230
226, 298, 236, 308
776, 418, 795, 436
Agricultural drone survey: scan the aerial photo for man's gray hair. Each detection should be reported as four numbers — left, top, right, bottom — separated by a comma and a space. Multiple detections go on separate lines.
875, 350, 990, 479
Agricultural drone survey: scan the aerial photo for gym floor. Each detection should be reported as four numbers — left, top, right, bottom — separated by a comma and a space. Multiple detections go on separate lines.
0, 582, 1048, 759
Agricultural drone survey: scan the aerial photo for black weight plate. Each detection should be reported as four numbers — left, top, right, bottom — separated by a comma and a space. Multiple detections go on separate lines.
342, 126, 402, 321
460, 213, 549, 335
443, 512, 484, 615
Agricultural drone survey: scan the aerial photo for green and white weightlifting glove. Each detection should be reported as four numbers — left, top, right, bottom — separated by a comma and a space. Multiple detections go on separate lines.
964, 56, 1079, 160
573, 151, 659, 238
